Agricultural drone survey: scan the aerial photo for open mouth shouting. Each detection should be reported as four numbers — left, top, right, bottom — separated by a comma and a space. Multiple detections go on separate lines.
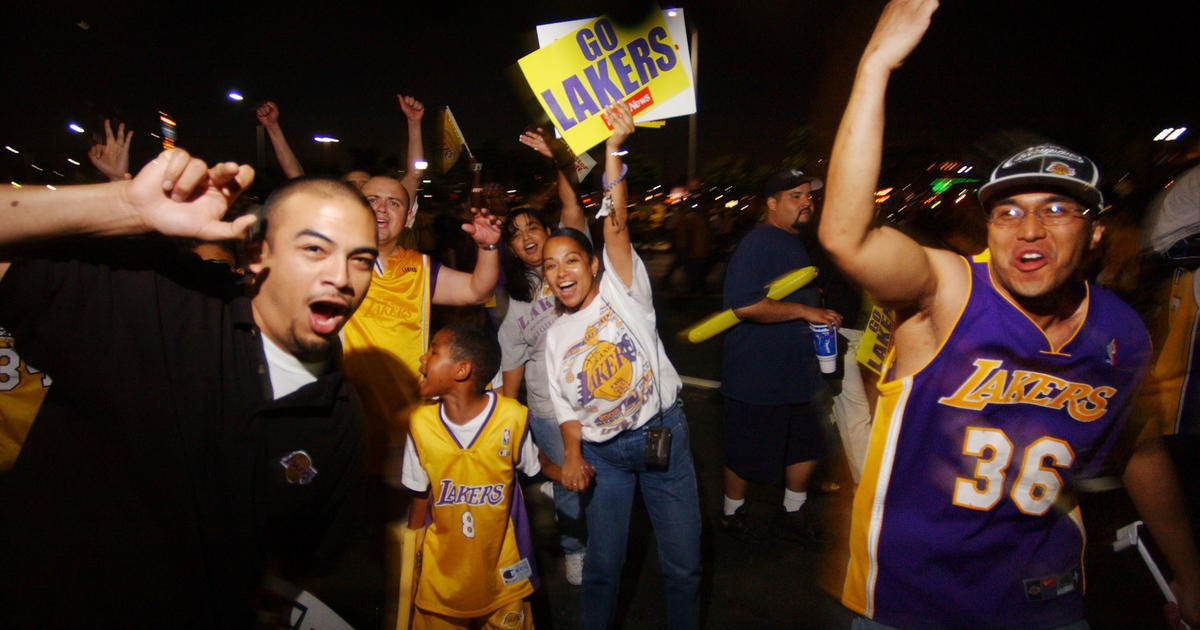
309, 298, 351, 336
1014, 248, 1048, 272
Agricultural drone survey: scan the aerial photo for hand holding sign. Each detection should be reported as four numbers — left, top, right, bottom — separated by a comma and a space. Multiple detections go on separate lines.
605, 101, 635, 149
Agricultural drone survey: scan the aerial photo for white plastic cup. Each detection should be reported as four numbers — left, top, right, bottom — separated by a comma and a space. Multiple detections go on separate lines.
810, 323, 838, 374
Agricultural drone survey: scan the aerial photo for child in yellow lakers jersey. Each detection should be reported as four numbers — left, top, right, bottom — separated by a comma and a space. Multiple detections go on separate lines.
401, 322, 562, 630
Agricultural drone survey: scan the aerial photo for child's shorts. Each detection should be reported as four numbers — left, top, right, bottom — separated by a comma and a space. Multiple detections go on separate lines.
412, 598, 534, 630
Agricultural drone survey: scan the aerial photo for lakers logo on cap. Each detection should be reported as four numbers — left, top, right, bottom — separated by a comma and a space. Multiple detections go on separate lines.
1045, 161, 1076, 177
280, 450, 318, 485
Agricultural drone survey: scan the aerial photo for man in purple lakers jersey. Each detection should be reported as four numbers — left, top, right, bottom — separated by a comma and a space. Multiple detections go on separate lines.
818, 1, 1200, 627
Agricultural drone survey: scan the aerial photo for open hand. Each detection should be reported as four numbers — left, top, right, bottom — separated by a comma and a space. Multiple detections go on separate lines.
863, 0, 939, 72
460, 206, 502, 248
519, 128, 555, 159
87, 119, 133, 182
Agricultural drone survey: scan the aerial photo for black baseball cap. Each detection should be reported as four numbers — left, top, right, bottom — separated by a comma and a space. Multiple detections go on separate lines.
977, 144, 1104, 212
764, 168, 823, 198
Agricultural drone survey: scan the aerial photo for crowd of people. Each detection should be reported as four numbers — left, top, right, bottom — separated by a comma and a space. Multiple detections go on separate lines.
2, 1, 1199, 629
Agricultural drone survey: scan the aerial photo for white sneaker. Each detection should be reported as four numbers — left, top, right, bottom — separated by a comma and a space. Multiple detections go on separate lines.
564, 551, 585, 586
538, 481, 554, 500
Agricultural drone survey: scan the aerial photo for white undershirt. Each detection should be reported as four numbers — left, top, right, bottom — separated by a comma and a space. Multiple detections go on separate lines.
260, 334, 329, 399
400, 392, 541, 491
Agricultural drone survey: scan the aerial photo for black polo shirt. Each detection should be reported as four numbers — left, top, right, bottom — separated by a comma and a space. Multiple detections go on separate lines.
0, 238, 365, 628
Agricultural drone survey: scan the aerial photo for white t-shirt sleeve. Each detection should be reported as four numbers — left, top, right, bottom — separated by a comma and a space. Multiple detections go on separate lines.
516, 420, 542, 477
498, 305, 530, 373
544, 329, 576, 426
399, 435, 428, 492
602, 241, 654, 309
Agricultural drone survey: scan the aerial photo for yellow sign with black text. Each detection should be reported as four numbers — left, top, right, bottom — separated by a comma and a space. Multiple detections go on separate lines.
518, 8, 691, 154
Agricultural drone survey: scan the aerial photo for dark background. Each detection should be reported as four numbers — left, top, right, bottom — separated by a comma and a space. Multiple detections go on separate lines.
2, 1, 1196, 191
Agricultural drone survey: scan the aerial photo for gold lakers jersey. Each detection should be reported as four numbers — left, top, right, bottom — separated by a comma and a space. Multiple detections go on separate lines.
342, 248, 433, 473
409, 395, 538, 617
1, 332, 51, 470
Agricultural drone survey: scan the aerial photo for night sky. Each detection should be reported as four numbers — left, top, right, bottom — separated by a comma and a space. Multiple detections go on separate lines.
3, 1, 1197, 192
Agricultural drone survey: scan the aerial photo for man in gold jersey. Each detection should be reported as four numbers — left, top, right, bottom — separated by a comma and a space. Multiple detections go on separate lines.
343, 173, 502, 480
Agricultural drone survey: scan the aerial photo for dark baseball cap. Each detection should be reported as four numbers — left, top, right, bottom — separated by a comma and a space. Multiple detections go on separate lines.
764, 168, 823, 198
977, 144, 1104, 212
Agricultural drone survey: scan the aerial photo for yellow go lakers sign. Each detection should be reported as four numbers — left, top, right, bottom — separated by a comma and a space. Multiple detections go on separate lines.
518, 8, 692, 154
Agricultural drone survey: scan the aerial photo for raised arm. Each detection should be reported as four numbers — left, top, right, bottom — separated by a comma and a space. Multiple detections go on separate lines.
1, 149, 255, 278
431, 207, 502, 306
87, 119, 133, 182
519, 128, 586, 233
397, 95, 426, 209
600, 101, 635, 288
817, 0, 942, 308
256, 101, 304, 179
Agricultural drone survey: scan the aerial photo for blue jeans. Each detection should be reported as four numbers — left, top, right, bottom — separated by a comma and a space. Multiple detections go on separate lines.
579, 401, 701, 630
528, 413, 587, 554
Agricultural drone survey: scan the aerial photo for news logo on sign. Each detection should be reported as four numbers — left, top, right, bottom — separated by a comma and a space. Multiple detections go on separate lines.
518, 5, 694, 155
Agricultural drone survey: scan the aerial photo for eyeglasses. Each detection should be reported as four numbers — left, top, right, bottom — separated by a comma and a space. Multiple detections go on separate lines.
987, 202, 1091, 227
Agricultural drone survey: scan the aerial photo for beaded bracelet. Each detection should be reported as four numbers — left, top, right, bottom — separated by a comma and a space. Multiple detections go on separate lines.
601, 163, 629, 192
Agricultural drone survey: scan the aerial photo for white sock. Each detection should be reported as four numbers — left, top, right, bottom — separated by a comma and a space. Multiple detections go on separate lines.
783, 489, 807, 513
723, 495, 745, 516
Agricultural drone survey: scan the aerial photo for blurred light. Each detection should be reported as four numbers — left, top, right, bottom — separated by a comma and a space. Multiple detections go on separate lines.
46, 185, 56, 190
68, 123, 85, 134
1154, 128, 1172, 141
52, 170, 63, 177
724, 200, 738, 208
423, 194, 433, 198
422, 179, 432, 184
4, 145, 17, 154
67, 158, 80, 166
226, 91, 244, 101
11, 182, 21, 188
414, 159, 428, 170
875, 187, 894, 197
159, 113, 176, 127
149, 133, 161, 139
507, 189, 517, 194
313, 136, 339, 143
930, 200, 942, 209
30, 164, 43, 171
1167, 127, 1188, 141
667, 9, 678, 17
955, 191, 968, 204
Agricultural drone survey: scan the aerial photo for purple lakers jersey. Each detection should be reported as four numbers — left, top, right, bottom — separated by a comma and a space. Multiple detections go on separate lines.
843, 254, 1152, 629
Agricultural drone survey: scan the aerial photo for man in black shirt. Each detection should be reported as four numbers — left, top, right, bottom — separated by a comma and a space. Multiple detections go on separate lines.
0, 150, 378, 627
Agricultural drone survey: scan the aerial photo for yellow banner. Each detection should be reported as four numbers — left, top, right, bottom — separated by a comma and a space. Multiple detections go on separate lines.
518, 7, 690, 155
438, 107, 468, 174
857, 304, 896, 377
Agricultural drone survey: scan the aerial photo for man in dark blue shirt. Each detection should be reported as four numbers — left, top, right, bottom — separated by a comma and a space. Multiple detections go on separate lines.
720, 169, 842, 546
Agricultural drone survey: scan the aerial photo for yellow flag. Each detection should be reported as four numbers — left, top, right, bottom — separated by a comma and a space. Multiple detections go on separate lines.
438, 107, 470, 174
